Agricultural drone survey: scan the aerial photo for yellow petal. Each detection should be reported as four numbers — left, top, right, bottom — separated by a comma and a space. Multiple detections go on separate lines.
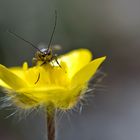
71, 56, 106, 86
0, 80, 11, 89
22, 64, 69, 87
10, 67, 25, 80
16, 86, 82, 110
59, 49, 92, 78
17, 87, 67, 102
9, 62, 28, 80
14, 87, 69, 109
0, 64, 28, 90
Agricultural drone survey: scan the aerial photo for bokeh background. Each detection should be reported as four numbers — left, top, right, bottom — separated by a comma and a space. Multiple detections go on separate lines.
0, 0, 140, 140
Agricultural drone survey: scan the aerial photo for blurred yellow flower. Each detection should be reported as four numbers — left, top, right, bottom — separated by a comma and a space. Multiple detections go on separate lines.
0, 49, 106, 110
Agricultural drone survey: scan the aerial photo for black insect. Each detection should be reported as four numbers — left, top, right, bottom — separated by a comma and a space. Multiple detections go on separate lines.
7, 11, 63, 84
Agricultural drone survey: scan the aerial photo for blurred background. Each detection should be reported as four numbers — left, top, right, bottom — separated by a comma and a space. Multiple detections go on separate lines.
0, 0, 140, 140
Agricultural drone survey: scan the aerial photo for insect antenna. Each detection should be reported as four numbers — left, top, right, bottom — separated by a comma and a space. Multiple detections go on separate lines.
7, 30, 42, 53
47, 10, 57, 51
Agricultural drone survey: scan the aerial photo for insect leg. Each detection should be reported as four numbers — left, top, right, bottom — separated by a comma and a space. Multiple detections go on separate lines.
52, 55, 62, 68
52, 55, 67, 73
35, 73, 40, 84
34, 62, 47, 84
40, 61, 46, 66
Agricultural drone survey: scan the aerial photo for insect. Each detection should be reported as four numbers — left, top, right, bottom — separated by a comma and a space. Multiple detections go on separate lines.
7, 11, 63, 84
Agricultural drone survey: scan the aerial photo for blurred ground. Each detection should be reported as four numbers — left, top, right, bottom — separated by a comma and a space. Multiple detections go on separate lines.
0, 0, 140, 140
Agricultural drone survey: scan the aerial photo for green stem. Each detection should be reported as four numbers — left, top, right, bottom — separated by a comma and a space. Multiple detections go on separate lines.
46, 106, 55, 140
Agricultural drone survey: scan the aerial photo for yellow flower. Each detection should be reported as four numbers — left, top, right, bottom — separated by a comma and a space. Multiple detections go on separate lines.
0, 49, 106, 110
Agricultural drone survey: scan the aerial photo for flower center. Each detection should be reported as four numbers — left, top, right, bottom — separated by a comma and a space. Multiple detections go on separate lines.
24, 61, 70, 88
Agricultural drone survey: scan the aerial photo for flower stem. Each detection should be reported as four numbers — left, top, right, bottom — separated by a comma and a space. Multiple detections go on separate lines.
46, 106, 55, 140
